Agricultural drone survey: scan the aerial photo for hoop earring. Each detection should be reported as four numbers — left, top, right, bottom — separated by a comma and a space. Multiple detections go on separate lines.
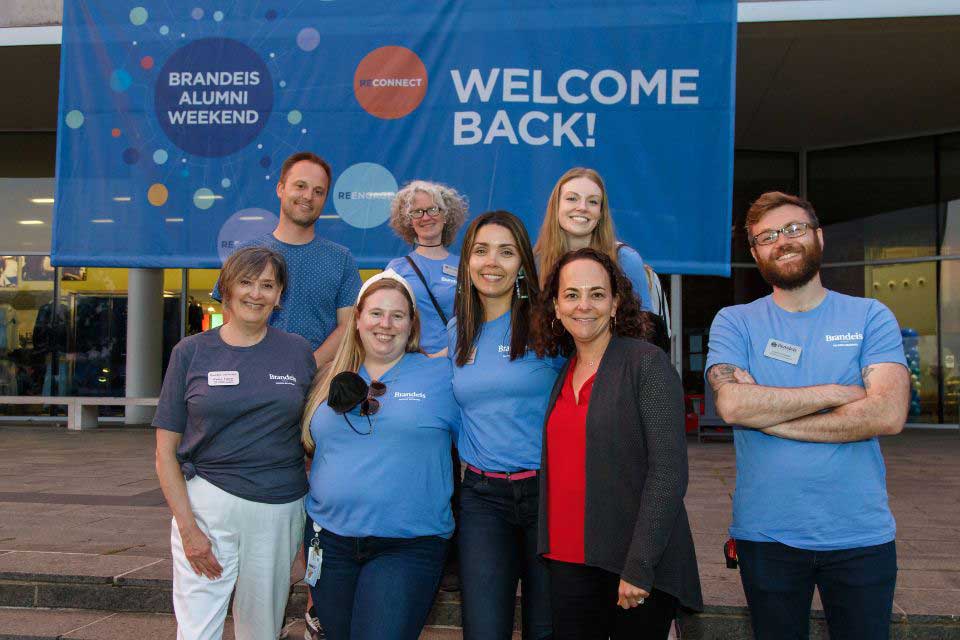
551, 317, 565, 336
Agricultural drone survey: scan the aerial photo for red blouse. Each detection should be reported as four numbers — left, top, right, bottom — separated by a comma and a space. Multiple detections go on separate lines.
545, 358, 595, 564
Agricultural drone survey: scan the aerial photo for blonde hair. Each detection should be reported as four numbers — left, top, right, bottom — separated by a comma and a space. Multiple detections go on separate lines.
388, 180, 469, 247
533, 167, 619, 287
301, 279, 421, 454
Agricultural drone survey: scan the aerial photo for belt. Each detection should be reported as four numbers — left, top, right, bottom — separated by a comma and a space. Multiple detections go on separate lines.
466, 464, 537, 481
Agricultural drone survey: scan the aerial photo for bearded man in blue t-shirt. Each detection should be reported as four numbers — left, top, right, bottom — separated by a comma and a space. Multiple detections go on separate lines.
705, 191, 910, 640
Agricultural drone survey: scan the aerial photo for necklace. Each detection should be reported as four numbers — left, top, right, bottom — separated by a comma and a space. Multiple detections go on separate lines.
417, 242, 442, 247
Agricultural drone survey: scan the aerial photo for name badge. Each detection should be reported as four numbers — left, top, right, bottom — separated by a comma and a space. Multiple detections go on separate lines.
305, 522, 322, 586
763, 339, 802, 365
442, 264, 458, 277
208, 371, 240, 386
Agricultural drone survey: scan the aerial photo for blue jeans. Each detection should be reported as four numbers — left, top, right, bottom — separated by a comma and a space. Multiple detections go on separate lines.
458, 468, 552, 640
303, 515, 448, 640
736, 539, 897, 640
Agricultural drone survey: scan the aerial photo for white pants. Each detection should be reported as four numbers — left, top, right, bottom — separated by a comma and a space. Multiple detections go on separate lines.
171, 476, 305, 640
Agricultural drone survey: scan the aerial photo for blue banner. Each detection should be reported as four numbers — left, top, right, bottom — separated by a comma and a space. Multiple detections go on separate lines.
53, 1, 736, 275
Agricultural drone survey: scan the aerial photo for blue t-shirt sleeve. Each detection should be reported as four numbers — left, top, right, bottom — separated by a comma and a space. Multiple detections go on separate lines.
336, 251, 363, 309
705, 308, 750, 375
617, 246, 653, 311
861, 301, 907, 369
152, 340, 191, 433
437, 359, 462, 438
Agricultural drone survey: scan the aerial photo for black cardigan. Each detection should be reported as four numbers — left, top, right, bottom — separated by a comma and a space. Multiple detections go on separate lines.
537, 335, 703, 612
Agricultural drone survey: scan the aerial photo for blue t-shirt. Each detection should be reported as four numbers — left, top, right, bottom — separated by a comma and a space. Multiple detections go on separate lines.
214, 233, 362, 351
305, 353, 460, 538
386, 252, 458, 354
705, 291, 907, 550
153, 327, 316, 504
618, 244, 653, 311
448, 312, 564, 472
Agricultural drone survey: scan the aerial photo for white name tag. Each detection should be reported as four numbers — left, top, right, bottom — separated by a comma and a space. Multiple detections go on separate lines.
305, 545, 322, 586
442, 264, 458, 277
305, 522, 323, 586
763, 339, 802, 365
207, 371, 240, 386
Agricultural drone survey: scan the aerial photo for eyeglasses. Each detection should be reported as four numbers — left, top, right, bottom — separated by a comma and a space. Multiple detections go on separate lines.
407, 206, 443, 219
750, 221, 817, 247
342, 380, 386, 436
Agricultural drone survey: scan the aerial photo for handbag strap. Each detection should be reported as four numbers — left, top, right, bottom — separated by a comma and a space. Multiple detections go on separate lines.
404, 255, 449, 326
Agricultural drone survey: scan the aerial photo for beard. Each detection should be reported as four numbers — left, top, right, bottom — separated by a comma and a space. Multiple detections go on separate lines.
281, 199, 321, 228
756, 238, 823, 290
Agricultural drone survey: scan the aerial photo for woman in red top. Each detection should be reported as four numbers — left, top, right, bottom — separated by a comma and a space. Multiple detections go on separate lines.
532, 248, 702, 639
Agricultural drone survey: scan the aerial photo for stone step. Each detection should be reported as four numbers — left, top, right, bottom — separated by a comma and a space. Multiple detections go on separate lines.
0, 552, 957, 639
0, 607, 478, 639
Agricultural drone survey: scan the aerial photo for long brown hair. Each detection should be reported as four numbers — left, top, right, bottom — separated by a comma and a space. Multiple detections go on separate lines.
301, 278, 421, 454
533, 167, 619, 287
532, 247, 653, 358
454, 210, 539, 367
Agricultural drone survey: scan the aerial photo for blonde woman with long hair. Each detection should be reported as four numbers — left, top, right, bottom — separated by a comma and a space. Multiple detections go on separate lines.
534, 167, 653, 310
300, 271, 460, 640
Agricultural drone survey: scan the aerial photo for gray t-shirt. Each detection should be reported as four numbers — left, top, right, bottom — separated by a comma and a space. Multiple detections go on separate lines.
153, 327, 316, 504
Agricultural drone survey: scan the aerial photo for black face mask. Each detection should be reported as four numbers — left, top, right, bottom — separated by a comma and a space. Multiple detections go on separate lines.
327, 371, 368, 415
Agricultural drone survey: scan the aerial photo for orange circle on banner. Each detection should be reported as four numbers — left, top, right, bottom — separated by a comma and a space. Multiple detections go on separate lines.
354, 46, 427, 120
140, 56, 154, 70
111, 128, 121, 138
147, 183, 169, 206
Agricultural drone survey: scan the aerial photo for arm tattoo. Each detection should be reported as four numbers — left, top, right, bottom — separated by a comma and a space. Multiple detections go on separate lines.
861, 365, 875, 389
707, 364, 737, 393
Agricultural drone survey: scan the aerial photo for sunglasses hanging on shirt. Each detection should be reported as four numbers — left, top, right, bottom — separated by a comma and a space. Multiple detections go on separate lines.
328, 371, 387, 435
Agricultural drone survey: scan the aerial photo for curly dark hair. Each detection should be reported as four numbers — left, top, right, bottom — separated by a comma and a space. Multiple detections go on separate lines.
532, 247, 654, 358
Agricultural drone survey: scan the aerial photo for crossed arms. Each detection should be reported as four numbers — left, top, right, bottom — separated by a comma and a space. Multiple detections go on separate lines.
706, 362, 910, 443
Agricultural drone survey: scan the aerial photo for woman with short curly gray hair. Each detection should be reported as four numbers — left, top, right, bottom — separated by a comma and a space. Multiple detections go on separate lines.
387, 180, 468, 357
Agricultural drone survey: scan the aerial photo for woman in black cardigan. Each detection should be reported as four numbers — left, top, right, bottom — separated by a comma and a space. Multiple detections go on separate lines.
532, 248, 702, 639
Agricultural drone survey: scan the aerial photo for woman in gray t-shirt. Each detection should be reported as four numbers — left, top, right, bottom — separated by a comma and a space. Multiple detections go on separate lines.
154, 247, 316, 640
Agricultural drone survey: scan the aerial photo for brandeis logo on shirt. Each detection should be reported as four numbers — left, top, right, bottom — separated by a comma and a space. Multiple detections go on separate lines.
269, 373, 297, 385
394, 391, 426, 401
825, 332, 864, 348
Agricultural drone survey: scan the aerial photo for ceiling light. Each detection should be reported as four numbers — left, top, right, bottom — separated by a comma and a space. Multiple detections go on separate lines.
30, 197, 54, 204
18, 220, 45, 225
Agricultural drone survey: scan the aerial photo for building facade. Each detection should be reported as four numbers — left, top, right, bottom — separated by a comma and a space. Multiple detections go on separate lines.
1, 2, 958, 425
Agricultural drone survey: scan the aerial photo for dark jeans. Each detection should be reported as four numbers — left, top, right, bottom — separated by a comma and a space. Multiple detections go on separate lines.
547, 559, 677, 640
736, 539, 897, 640
458, 468, 552, 640
303, 515, 448, 640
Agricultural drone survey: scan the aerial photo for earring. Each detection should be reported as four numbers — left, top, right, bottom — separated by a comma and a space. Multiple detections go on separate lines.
611, 315, 617, 331
515, 267, 529, 300
551, 317, 565, 335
